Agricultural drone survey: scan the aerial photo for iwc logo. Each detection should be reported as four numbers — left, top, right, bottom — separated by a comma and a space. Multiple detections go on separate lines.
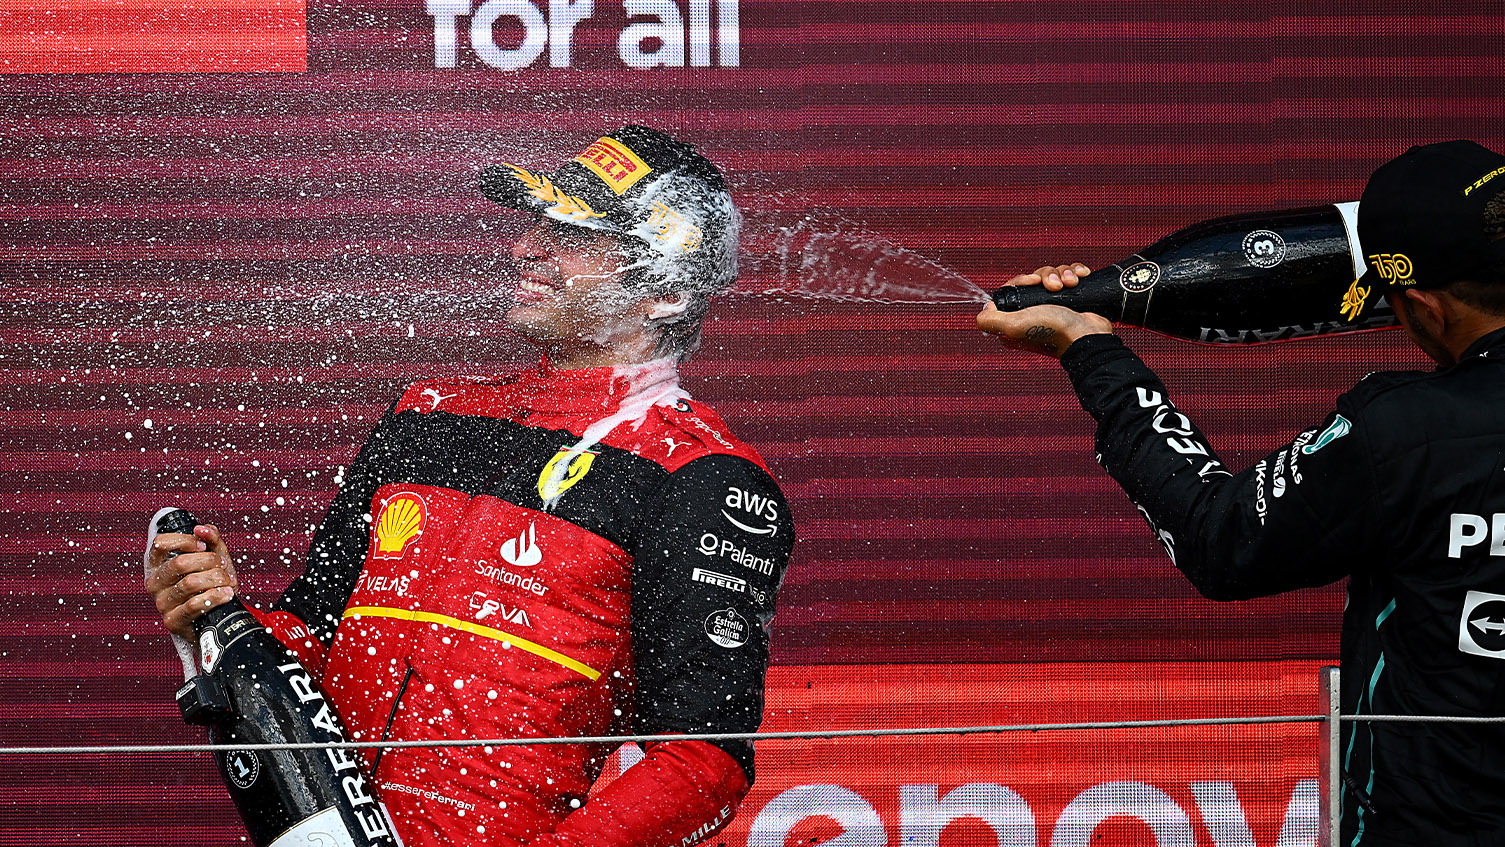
1242, 230, 1287, 268
1118, 261, 1161, 293
704, 608, 749, 648
225, 750, 261, 790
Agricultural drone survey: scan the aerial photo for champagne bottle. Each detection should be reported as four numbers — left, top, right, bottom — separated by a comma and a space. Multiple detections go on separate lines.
992, 203, 1398, 344
151, 508, 400, 847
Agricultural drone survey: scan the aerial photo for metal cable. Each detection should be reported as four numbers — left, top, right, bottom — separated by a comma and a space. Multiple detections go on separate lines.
0, 715, 1326, 756
1340, 714, 1505, 724
5, 712, 1502, 757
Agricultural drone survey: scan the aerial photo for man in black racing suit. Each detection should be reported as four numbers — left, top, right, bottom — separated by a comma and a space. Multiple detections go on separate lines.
977, 141, 1505, 846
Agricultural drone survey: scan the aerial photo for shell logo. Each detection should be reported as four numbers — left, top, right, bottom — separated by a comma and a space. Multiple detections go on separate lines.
373, 493, 427, 559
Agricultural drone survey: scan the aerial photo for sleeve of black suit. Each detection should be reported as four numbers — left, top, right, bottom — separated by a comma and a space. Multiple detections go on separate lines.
275, 405, 403, 644
629, 453, 796, 780
1059, 334, 1381, 600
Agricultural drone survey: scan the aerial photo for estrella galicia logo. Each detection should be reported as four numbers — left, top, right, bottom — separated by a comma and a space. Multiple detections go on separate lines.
1300, 415, 1351, 455
705, 608, 749, 648
1118, 261, 1161, 293
1459, 591, 1505, 659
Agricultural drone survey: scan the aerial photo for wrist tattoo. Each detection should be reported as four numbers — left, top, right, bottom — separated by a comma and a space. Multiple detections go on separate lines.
1024, 325, 1060, 354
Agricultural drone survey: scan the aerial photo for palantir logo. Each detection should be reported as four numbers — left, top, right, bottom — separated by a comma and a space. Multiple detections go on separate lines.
1459, 590, 1505, 659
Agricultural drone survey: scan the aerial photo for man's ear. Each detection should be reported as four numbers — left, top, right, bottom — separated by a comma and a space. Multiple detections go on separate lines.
646, 291, 691, 321
1404, 287, 1455, 334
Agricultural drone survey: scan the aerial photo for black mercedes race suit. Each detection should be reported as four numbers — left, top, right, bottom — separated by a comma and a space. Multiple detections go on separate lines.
1059, 328, 1505, 846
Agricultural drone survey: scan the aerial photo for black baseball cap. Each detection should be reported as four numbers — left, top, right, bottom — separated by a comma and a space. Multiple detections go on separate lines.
1358, 139, 1505, 289
478, 125, 739, 294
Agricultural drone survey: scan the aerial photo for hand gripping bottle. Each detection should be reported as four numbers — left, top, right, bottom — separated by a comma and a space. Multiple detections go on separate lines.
147, 508, 402, 847
992, 203, 1398, 344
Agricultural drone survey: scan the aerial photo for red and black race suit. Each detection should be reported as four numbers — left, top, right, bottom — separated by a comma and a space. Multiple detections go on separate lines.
1061, 329, 1505, 846
249, 361, 794, 847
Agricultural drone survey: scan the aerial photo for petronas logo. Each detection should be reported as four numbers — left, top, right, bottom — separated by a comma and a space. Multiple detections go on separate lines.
1301, 415, 1352, 455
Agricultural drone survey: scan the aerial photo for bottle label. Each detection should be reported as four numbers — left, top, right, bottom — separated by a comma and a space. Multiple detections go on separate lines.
1118, 261, 1161, 293
1333, 201, 1365, 280
200, 609, 258, 673
266, 806, 361, 847
1242, 229, 1287, 268
198, 628, 223, 673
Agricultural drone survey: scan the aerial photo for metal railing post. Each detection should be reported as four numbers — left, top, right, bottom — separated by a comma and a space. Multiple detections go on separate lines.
1320, 666, 1342, 847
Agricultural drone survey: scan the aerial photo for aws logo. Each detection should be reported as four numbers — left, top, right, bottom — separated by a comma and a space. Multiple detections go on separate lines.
722, 486, 779, 536
373, 493, 428, 559
538, 447, 598, 500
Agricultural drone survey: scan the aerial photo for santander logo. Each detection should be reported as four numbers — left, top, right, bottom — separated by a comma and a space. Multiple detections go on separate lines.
501, 522, 544, 568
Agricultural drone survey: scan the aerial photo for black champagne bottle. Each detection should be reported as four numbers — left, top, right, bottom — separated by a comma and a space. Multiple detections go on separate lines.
153, 508, 400, 847
992, 203, 1398, 344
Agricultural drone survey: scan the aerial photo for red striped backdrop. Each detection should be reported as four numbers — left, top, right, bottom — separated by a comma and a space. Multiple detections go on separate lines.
1, 0, 1503, 843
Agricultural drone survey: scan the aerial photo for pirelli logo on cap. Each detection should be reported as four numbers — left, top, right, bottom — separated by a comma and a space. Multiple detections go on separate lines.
576, 138, 653, 195
1465, 165, 1505, 197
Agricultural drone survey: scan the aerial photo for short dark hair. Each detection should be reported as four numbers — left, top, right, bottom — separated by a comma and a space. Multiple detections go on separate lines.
1444, 193, 1505, 315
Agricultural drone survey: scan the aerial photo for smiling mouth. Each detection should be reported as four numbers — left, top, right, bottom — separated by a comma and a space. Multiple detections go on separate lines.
518, 278, 555, 295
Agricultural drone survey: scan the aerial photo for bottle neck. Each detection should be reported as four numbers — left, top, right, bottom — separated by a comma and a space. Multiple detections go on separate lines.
1333, 201, 1365, 280
192, 597, 251, 634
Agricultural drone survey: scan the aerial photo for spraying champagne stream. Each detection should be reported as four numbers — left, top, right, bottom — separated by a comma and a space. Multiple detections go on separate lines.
753, 204, 1397, 343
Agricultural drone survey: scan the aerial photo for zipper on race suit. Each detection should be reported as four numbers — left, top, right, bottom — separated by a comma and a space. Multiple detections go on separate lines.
371, 661, 415, 773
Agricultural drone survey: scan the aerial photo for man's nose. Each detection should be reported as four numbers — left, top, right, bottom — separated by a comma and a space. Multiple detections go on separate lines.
510, 221, 552, 262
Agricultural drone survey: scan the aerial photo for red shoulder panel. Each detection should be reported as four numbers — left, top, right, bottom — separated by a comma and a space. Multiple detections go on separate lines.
600, 398, 770, 473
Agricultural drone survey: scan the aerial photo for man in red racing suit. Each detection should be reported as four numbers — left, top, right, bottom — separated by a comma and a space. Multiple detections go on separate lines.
145, 126, 794, 847
256, 358, 792, 847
